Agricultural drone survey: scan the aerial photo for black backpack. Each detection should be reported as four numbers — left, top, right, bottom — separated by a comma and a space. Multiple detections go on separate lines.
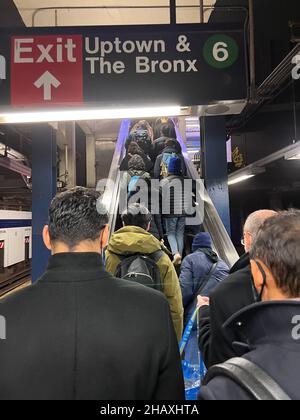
115, 251, 164, 292
203, 358, 291, 401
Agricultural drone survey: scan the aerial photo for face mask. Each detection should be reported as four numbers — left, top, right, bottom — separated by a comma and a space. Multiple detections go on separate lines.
251, 260, 267, 302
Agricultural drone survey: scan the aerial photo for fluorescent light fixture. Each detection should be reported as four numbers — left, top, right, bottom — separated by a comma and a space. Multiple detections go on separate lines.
0, 105, 183, 124
287, 154, 300, 160
228, 167, 265, 186
285, 149, 300, 160
228, 174, 255, 186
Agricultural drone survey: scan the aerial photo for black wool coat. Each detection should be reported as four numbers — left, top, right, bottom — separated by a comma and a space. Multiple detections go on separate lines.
200, 301, 300, 400
0, 253, 184, 400
198, 253, 255, 368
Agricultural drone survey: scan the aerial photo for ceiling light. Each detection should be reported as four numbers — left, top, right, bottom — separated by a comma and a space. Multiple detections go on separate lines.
228, 167, 265, 186
284, 150, 300, 160
228, 174, 255, 186
0, 105, 184, 124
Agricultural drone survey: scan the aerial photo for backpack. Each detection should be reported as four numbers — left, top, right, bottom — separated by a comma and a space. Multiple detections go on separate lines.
131, 129, 152, 154
203, 357, 291, 401
128, 175, 141, 198
115, 251, 164, 292
160, 152, 178, 178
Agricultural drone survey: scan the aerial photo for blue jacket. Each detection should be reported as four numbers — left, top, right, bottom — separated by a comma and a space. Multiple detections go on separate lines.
179, 248, 229, 366
180, 248, 229, 324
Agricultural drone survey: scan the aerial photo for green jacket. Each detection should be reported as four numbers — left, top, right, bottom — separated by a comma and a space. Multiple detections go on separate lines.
105, 226, 184, 342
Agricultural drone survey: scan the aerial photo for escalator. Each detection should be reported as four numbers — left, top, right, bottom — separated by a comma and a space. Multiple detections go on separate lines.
100, 119, 239, 268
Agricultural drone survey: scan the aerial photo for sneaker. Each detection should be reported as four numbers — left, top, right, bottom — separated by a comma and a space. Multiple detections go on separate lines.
173, 253, 182, 266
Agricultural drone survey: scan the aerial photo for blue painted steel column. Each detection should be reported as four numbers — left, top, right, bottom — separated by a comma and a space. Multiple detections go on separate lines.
201, 116, 231, 236
32, 125, 57, 283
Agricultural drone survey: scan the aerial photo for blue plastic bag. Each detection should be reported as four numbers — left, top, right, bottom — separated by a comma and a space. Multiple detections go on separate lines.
180, 307, 207, 400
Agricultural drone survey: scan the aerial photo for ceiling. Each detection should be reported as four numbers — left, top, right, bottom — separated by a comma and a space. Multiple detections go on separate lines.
13, 0, 217, 27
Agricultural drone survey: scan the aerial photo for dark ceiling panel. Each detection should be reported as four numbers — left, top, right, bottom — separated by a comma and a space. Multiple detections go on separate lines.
0, 0, 25, 28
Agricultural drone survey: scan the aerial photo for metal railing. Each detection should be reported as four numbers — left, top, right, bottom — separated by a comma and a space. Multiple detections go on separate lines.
99, 119, 130, 237
31, 4, 248, 27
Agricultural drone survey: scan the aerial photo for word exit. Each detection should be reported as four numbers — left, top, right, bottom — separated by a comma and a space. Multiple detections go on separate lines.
14, 38, 77, 63
11, 35, 83, 106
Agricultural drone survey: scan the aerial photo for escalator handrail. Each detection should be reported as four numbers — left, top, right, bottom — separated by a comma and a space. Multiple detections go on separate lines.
100, 119, 131, 237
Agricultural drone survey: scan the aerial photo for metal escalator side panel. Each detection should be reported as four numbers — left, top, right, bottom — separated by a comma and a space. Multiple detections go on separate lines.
99, 119, 131, 237
173, 122, 239, 268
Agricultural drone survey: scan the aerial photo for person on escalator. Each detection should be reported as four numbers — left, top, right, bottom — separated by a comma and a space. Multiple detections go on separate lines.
105, 203, 184, 343
153, 118, 176, 141
131, 120, 154, 141
154, 138, 186, 179
127, 154, 151, 198
160, 157, 196, 266
152, 125, 182, 161
120, 141, 153, 173
125, 121, 154, 158
126, 154, 163, 241
179, 232, 229, 365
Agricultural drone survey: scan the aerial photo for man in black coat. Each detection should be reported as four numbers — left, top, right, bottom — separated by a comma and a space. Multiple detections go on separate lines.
0, 187, 184, 400
198, 210, 277, 368
200, 210, 300, 400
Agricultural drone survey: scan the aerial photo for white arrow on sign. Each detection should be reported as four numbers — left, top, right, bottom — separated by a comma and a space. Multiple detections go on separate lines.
34, 71, 61, 101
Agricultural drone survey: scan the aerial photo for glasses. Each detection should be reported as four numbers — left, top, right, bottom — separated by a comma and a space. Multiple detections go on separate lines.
241, 237, 245, 246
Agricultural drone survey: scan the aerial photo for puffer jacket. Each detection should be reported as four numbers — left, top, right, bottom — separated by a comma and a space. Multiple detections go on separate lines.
106, 226, 184, 342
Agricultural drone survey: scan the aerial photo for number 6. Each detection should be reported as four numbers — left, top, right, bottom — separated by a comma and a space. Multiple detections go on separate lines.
213, 42, 229, 62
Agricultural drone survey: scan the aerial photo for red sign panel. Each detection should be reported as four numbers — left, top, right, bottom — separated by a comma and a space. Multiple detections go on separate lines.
11, 35, 83, 106
0, 242, 4, 249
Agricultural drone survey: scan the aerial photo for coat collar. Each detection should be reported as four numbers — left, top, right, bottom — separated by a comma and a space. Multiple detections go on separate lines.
42, 252, 108, 282
230, 253, 250, 274
224, 301, 300, 353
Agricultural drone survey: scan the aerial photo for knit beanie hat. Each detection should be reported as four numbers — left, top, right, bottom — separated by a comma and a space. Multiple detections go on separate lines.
128, 154, 146, 172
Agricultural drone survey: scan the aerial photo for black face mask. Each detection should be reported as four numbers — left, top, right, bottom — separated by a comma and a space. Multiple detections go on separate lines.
251, 260, 267, 302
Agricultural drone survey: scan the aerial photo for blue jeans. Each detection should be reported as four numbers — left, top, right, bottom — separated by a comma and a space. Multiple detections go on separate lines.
164, 217, 186, 256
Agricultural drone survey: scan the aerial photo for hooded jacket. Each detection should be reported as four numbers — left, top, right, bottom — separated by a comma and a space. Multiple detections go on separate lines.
180, 248, 229, 324
200, 301, 300, 400
106, 226, 184, 342
179, 248, 229, 365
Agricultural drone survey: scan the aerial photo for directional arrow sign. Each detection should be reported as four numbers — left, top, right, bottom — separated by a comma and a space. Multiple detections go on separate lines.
34, 71, 61, 101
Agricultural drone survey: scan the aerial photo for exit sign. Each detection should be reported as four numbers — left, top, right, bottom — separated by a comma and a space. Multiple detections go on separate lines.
11, 35, 83, 106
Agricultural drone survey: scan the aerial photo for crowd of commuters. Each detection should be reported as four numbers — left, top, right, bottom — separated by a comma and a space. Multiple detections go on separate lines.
0, 118, 299, 401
